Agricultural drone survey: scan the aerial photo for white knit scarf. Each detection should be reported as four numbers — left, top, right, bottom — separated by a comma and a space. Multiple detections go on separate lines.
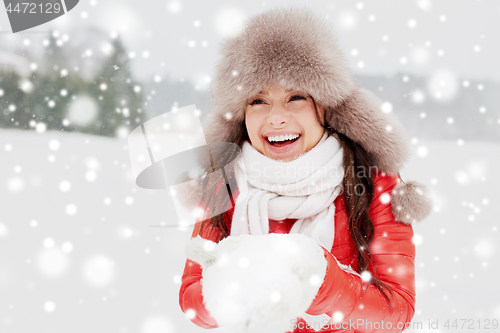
231, 133, 344, 251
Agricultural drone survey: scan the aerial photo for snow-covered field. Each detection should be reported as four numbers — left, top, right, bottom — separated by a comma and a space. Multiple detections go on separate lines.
0, 128, 498, 333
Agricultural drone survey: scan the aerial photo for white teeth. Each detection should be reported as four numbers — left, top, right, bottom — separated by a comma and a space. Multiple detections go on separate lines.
267, 134, 299, 142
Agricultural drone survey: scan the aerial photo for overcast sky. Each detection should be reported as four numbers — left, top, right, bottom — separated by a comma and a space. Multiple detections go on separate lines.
1, 0, 499, 87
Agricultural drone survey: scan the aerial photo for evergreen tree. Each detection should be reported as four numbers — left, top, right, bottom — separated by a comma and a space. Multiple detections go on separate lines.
0, 70, 26, 129
90, 36, 146, 137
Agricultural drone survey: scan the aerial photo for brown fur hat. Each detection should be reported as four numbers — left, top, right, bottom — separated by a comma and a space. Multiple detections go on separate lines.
202, 7, 432, 224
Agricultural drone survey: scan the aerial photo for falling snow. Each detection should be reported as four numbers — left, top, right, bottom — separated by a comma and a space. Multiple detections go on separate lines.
0, 1, 499, 332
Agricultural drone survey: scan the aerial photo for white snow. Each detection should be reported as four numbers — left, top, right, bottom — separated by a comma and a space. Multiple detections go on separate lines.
427, 70, 459, 101
187, 233, 327, 333
67, 95, 99, 125
83, 254, 115, 288
214, 8, 246, 37
43, 301, 56, 313
37, 247, 70, 278
0, 128, 498, 332
0, 223, 9, 237
142, 315, 174, 333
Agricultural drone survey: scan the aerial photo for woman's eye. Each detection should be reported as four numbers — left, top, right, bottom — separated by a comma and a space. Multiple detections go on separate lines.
289, 95, 307, 102
249, 99, 265, 106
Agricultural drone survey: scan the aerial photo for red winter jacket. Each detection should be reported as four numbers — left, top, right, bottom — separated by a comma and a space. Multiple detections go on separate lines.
179, 171, 416, 333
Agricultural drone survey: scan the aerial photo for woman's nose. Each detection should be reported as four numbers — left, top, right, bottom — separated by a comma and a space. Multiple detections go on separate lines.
268, 104, 290, 127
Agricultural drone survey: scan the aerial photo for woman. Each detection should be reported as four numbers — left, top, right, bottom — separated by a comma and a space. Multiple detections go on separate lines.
179, 7, 432, 333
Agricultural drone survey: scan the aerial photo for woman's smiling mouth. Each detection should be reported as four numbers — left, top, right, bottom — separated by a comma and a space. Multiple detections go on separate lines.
262, 132, 302, 156
266, 134, 300, 147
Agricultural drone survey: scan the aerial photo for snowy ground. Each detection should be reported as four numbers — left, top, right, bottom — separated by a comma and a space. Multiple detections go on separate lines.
0, 128, 498, 333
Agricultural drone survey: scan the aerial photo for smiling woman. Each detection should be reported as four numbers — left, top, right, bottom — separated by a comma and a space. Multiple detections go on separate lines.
179, 6, 433, 333
245, 87, 325, 162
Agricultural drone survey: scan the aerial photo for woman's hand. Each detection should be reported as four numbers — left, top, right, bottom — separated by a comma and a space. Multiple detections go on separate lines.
185, 233, 327, 333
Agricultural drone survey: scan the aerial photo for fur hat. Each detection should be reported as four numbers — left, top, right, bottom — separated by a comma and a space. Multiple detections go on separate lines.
202, 7, 432, 224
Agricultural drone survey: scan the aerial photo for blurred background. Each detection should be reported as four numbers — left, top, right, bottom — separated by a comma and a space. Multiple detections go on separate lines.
0, 0, 499, 332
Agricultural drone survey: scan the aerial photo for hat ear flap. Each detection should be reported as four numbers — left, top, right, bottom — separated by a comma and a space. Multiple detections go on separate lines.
325, 87, 410, 175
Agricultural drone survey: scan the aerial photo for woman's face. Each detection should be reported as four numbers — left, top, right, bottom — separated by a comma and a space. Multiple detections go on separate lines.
245, 86, 325, 162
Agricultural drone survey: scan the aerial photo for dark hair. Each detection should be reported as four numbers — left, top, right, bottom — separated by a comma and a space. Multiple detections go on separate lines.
310, 96, 395, 306
197, 96, 398, 306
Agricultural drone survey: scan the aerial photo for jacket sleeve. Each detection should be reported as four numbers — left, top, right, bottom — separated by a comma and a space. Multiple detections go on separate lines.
179, 206, 235, 329
178, 172, 240, 329
306, 173, 416, 332
178, 221, 220, 329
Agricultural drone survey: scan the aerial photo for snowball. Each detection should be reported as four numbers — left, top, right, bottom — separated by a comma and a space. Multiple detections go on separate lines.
193, 234, 327, 333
